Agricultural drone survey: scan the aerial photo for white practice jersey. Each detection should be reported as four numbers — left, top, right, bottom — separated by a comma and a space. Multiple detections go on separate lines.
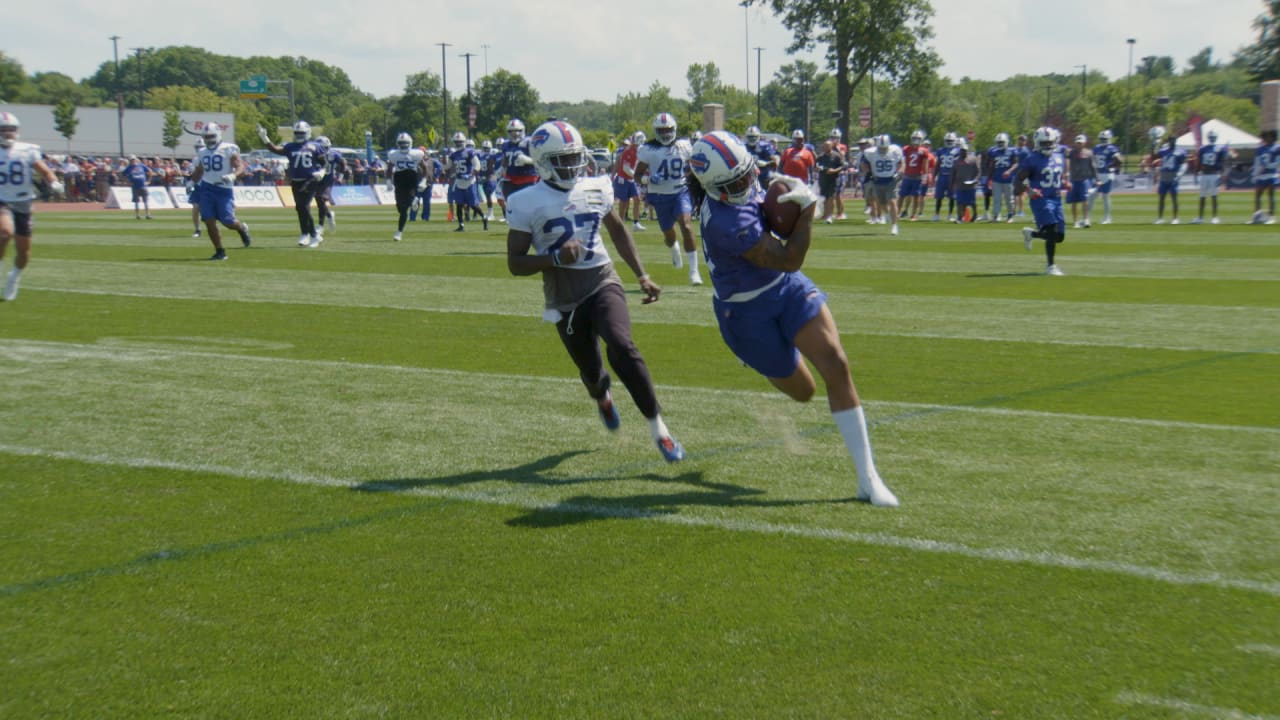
0, 141, 46, 203
636, 139, 692, 195
506, 175, 615, 270
866, 146, 905, 179
196, 142, 242, 188
387, 147, 426, 175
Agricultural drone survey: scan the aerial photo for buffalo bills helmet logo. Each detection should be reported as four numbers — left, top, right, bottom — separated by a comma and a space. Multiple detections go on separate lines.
688, 152, 711, 174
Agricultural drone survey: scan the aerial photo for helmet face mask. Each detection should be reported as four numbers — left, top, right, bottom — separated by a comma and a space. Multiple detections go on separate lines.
293, 121, 312, 142
1098, 129, 1113, 144
875, 134, 891, 152
529, 120, 589, 189
453, 131, 467, 149
1034, 127, 1059, 155
910, 129, 925, 144
653, 113, 677, 146
744, 126, 760, 145
690, 131, 758, 206
995, 132, 1009, 148
1206, 130, 1219, 144
316, 135, 332, 150
944, 132, 958, 148
396, 132, 412, 150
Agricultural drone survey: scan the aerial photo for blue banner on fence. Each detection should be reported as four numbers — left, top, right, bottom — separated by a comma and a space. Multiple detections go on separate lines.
330, 184, 380, 206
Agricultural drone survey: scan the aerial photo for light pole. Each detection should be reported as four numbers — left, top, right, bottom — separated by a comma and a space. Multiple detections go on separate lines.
1074, 64, 1087, 95
1044, 85, 1052, 124
110, 35, 124, 156
1125, 38, 1136, 162
753, 47, 763, 128
460, 52, 476, 134
437, 43, 451, 145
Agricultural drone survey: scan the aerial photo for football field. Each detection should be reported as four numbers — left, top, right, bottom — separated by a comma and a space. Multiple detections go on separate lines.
1, 193, 1277, 718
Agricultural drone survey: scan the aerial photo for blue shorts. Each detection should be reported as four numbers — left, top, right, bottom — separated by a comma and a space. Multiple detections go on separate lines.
1030, 197, 1064, 233
197, 184, 236, 225
482, 180, 497, 198
1095, 178, 1113, 194
934, 176, 952, 199
1158, 179, 1178, 196
712, 272, 827, 379
649, 189, 692, 232
954, 188, 976, 206
188, 184, 204, 205
449, 184, 476, 206
1066, 179, 1091, 204
613, 176, 641, 201
1256, 178, 1276, 189
899, 177, 923, 198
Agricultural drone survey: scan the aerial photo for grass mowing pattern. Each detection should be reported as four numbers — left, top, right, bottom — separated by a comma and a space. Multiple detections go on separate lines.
1, 195, 1277, 717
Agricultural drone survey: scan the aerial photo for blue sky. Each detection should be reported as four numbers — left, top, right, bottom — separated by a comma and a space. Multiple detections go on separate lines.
8, 0, 1264, 103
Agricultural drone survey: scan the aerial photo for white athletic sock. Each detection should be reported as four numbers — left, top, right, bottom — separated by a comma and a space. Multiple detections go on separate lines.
1103, 194, 1112, 217
833, 406, 877, 481
685, 250, 699, 272
647, 415, 670, 442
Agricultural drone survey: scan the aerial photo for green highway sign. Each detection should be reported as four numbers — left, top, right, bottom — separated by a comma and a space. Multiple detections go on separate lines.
239, 75, 268, 99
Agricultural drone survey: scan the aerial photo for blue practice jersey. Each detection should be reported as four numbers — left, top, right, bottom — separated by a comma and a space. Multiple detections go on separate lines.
986, 146, 1017, 183
1020, 149, 1066, 200
1157, 146, 1189, 175
1197, 143, 1229, 173
499, 138, 538, 181
125, 162, 151, 188
935, 146, 963, 177
699, 192, 783, 302
449, 147, 480, 182
279, 140, 326, 182
747, 139, 778, 181
1093, 143, 1121, 174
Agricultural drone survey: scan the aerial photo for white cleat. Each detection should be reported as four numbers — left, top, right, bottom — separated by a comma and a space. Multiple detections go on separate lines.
824, 217, 833, 224
1046, 264, 1065, 276
1153, 218, 1165, 225
857, 475, 899, 508
326, 213, 336, 231
632, 221, 645, 231
837, 213, 847, 220
1189, 217, 1203, 225
1210, 217, 1220, 225
1082, 219, 1091, 228
890, 223, 899, 236
689, 269, 703, 286
393, 231, 402, 242
1073, 220, 1083, 229
192, 230, 202, 238
670, 244, 683, 268
1267, 217, 1276, 225
931, 213, 940, 222
1170, 218, 1180, 225
298, 234, 311, 246
308, 234, 323, 248
1022, 227, 1034, 251
1101, 216, 1113, 225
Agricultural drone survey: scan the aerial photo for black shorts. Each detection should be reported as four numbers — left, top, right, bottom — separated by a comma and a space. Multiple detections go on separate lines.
0, 202, 34, 236
131, 186, 148, 201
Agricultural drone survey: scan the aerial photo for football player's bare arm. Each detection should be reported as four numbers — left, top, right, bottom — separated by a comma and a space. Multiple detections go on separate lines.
742, 203, 815, 273
603, 210, 662, 302
507, 229, 572, 276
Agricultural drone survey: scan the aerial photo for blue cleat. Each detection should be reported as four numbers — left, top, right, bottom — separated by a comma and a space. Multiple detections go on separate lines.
597, 396, 620, 431
656, 436, 685, 463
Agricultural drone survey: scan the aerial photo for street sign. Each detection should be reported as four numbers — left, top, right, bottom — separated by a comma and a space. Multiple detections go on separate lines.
239, 75, 268, 100
858, 107, 871, 128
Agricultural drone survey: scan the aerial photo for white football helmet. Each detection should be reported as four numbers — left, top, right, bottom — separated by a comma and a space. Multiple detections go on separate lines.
689, 131, 758, 205
452, 131, 467, 149
943, 131, 958, 148
293, 121, 312, 142
653, 113, 677, 145
507, 118, 525, 141
1206, 129, 1219, 143
910, 129, 925, 144
202, 121, 222, 149
465, 138, 475, 149
528, 120, 589, 190
1033, 126, 1060, 155
744, 126, 761, 146
1075, 134, 1087, 145
1148, 125, 1166, 143
396, 132, 412, 150
995, 132, 1010, 148
633, 131, 647, 145
830, 128, 842, 140
1098, 129, 1114, 144
792, 129, 805, 142
0, 111, 19, 148
316, 135, 332, 149
875, 134, 891, 152
691, 130, 703, 143
482, 140, 493, 150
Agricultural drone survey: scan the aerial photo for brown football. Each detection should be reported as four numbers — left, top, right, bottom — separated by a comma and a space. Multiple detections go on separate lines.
762, 180, 802, 238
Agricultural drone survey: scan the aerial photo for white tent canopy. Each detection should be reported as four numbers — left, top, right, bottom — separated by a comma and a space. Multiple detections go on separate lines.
1175, 118, 1261, 150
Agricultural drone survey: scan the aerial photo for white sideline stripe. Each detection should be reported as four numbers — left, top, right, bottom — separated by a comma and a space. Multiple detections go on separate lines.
2, 442, 1278, 598
3, 338, 1277, 435
24, 286, 1280, 355
1239, 644, 1280, 657
1116, 691, 1280, 719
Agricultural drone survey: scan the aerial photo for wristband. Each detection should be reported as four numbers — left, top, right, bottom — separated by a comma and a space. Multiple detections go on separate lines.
637, 273, 650, 282
551, 250, 562, 267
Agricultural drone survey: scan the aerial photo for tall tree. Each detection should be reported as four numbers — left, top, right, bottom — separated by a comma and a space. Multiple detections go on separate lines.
162, 110, 184, 157
746, 0, 938, 141
686, 62, 724, 108
0, 52, 27, 101
1185, 47, 1219, 75
473, 69, 540, 139
1240, 0, 1280, 81
53, 99, 78, 153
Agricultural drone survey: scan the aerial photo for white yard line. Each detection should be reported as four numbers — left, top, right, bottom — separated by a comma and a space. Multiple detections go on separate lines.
1, 441, 1278, 598
2, 338, 1276, 435
1238, 644, 1280, 657
1116, 691, 1280, 719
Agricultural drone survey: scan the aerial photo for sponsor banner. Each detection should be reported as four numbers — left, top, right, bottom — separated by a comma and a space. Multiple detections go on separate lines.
103, 186, 176, 210
233, 185, 285, 207
373, 183, 451, 204
330, 184, 380, 206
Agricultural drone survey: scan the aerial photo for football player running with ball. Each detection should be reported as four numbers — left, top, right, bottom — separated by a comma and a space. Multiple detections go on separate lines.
505, 120, 685, 463
688, 131, 899, 507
